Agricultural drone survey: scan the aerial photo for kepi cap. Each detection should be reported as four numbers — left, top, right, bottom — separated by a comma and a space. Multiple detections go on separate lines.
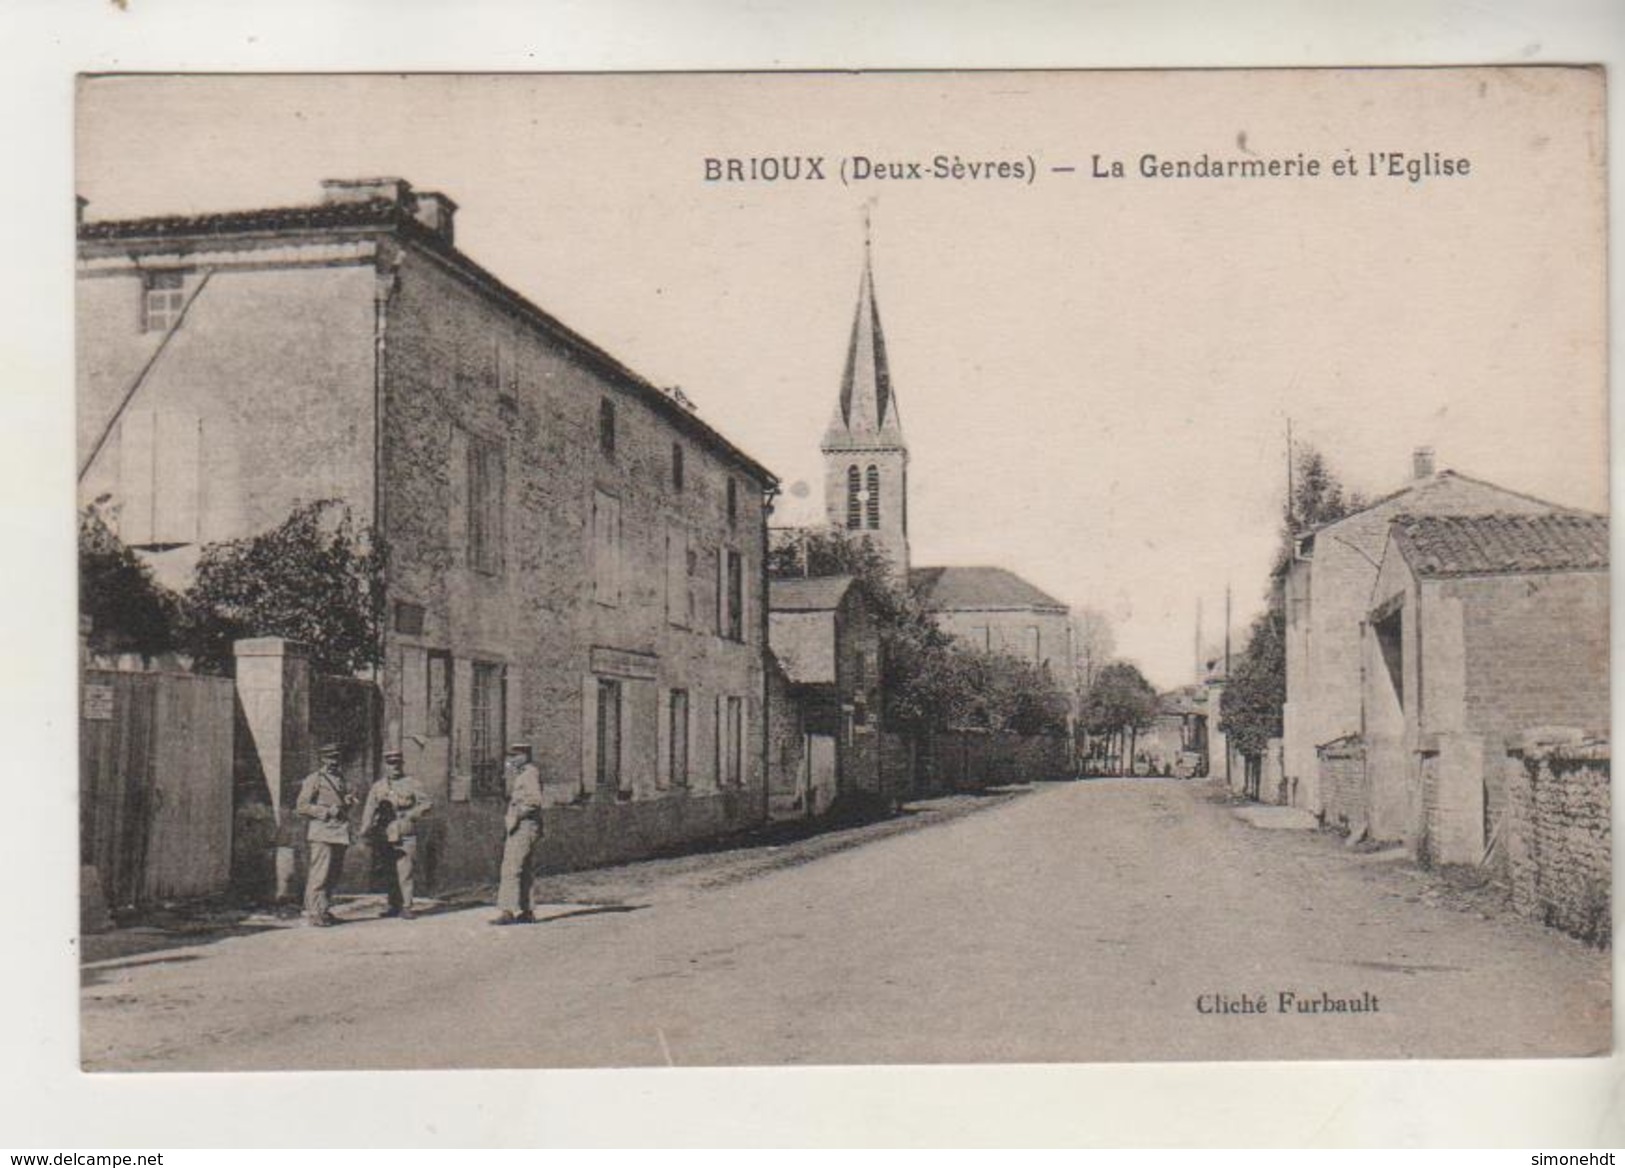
383, 749, 404, 764
317, 741, 341, 758
507, 742, 532, 755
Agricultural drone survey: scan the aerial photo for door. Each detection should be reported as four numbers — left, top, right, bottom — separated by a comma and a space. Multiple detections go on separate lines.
807, 733, 837, 815
597, 678, 622, 795
421, 649, 454, 791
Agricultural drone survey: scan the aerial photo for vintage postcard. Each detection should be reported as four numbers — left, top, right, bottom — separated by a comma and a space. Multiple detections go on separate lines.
73, 68, 1609, 1074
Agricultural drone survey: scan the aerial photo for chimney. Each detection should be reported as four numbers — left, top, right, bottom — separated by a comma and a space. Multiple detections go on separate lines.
411, 191, 457, 246
320, 177, 414, 207
76, 195, 88, 226
1412, 446, 1436, 480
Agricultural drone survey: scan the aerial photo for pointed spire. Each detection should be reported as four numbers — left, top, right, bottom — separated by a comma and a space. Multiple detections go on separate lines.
824, 211, 905, 450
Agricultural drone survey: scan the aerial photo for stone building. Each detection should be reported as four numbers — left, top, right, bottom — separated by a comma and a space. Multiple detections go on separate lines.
814, 239, 1074, 682
1279, 450, 1576, 817
78, 177, 778, 887
1357, 512, 1609, 861
909, 566, 1073, 675
765, 575, 885, 819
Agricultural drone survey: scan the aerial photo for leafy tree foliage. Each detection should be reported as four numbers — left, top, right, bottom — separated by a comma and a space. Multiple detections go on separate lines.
1070, 606, 1116, 699
1227, 443, 1364, 771
181, 499, 387, 676
1081, 660, 1159, 771
1275, 444, 1370, 571
79, 501, 182, 660
1218, 607, 1287, 759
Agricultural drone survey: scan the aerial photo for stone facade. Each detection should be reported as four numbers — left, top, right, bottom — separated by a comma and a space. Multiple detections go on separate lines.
926, 605, 1073, 674
767, 577, 886, 818
1504, 736, 1611, 946
1357, 515, 1608, 863
78, 178, 777, 889
1316, 736, 1366, 833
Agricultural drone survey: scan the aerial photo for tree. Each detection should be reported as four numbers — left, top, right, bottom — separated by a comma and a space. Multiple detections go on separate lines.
1276, 443, 1369, 571
181, 499, 388, 676
79, 501, 182, 660
1227, 442, 1364, 795
771, 526, 956, 731
1082, 661, 1159, 773
1218, 608, 1287, 797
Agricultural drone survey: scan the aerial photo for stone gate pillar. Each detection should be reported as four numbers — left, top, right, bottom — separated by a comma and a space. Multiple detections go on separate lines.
234, 638, 311, 905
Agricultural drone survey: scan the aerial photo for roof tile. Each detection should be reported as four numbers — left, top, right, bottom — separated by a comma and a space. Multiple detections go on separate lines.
1393, 512, 1609, 576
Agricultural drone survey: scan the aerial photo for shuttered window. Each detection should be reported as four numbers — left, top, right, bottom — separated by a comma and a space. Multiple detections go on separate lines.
593, 490, 622, 605
467, 440, 505, 575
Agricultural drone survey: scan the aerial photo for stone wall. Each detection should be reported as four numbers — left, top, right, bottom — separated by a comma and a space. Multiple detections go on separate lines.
1504, 733, 1611, 946
920, 731, 1070, 790
1456, 573, 1610, 741
765, 657, 808, 820
1317, 735, 1366, 833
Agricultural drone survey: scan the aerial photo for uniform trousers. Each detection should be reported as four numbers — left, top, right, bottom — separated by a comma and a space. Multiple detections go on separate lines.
304, 842, 347, 921
372, 837, 418, 910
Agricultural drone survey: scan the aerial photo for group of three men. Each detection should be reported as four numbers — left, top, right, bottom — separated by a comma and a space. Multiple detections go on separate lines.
292, 741, 546, 927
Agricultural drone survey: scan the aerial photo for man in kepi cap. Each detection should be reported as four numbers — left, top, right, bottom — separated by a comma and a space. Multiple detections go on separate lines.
361, 749, 433, 920
295, 742, 357, 927
493, 742, 544, 925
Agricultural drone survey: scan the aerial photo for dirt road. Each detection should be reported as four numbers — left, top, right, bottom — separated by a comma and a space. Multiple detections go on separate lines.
81, 779, 1610, 1070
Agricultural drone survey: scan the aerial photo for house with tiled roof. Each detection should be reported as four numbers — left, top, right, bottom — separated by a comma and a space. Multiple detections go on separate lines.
1279, 447, 1581, 816
765, 576, 889, 818
1351, 511, 1608, 862
909, 566, 1073, 674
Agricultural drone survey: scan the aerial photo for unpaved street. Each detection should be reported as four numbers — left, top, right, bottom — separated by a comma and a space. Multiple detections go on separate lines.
81, 779, 1610, 1070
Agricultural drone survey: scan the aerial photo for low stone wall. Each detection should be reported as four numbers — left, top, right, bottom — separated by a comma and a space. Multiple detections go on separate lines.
1317, 735, 1366, 833
1505, 732, 1611, 946
920, 731, 1071, 791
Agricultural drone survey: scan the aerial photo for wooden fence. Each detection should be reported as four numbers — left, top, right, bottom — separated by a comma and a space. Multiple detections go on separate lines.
80, 669, 235, 910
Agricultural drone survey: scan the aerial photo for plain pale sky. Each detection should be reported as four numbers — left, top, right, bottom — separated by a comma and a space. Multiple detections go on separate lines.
77, 69, 1607, 689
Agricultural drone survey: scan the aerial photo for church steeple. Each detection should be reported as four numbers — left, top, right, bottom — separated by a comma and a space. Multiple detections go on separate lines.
822, 215, 910, 572
824, 216, 906, 449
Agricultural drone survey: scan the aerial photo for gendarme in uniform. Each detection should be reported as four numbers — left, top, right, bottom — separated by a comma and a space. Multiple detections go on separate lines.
294, 742, 355, 926
361, 749, 433, 919
493, 743, 544, 925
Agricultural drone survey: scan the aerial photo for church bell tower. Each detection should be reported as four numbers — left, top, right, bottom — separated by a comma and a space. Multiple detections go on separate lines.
822, 222, 910, 574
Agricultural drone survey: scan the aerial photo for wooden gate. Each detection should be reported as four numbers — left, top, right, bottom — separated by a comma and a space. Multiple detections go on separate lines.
80, 669, 235, 909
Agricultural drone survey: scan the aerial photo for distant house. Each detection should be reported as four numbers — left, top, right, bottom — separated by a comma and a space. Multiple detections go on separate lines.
1143, 686, 1211, 778
910, 566, 1074, 676
1280, 449, 1577, 816
1356, 512, 1609, 861
767, 576, 885, 818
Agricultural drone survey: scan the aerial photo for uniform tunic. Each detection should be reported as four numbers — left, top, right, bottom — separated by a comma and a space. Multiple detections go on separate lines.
295, 764, 354, 922
361, 773, 433, 911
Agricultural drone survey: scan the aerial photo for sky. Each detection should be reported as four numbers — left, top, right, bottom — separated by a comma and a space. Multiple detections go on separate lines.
77, 69, 1608, 689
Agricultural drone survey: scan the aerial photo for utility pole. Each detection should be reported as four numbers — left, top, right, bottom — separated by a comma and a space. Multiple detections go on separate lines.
1285, 417, 1295, 529
1223, 581, 1232, 789
1194, 596, 1203, 683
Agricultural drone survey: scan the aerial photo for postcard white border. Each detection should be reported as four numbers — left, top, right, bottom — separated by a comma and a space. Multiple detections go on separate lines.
3, 0, 1621, 1149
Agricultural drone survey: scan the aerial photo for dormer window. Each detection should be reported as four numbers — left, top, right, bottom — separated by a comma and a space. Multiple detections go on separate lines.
142, 270, 186, 333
